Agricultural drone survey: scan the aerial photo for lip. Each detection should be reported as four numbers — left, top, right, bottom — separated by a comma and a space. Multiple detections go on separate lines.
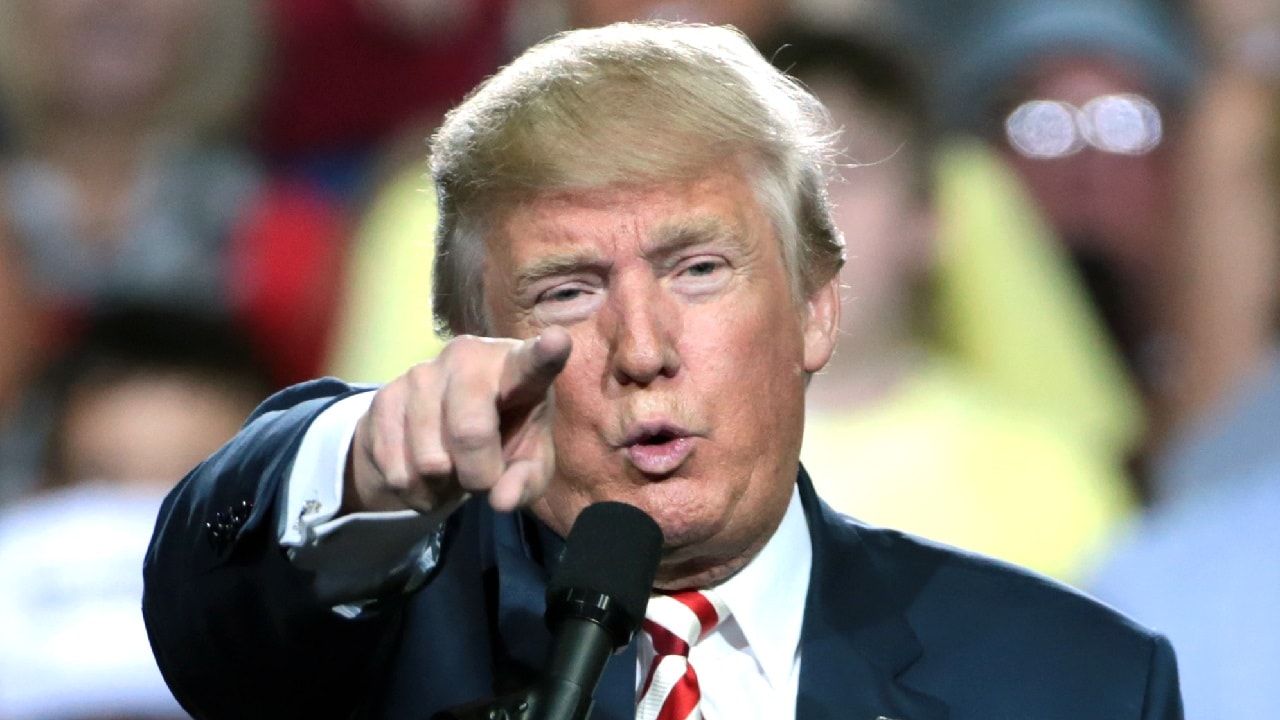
618, 421, 697, 476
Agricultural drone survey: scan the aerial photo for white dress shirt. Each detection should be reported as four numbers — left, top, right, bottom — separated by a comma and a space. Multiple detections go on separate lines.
282, 397, 813, 716
280, 391, 461, 611
637, 486, 811, 720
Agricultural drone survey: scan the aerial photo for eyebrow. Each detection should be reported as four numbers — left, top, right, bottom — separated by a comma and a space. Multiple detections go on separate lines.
513, 248, 607, 296
644, 215, 745, 267
512, 215, 745, 294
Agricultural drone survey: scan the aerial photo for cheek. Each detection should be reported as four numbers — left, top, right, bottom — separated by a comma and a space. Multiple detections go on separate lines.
686, 301, 807, 415
554, 321, 608, 405
546, 337, 610, 462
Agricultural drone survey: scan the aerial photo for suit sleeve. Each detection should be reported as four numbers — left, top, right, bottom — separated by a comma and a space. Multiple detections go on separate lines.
1142, 634, 1184, 720
142, 379, 404, 720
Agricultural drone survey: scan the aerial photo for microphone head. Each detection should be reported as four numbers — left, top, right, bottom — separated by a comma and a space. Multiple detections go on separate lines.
545, 502, 663, 648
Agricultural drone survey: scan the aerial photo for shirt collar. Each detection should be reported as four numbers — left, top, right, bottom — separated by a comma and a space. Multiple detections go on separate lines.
713, 483, 811, 690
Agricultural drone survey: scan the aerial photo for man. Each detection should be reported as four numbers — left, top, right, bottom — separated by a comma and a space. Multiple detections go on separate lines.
143, 22, 1182, 720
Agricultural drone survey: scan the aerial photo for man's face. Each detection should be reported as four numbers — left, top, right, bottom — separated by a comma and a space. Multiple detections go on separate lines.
58, 374, 257, 490
484, 168, 839, 586
1000, 57, 1174, 276
27, 0, 206, 119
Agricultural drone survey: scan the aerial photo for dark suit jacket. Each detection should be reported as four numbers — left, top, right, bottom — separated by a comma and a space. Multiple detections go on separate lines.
143, 379, 1182, 720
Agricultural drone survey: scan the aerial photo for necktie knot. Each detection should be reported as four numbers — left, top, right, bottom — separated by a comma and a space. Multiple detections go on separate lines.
636, 590, 729, 720
642, 589, 728, 656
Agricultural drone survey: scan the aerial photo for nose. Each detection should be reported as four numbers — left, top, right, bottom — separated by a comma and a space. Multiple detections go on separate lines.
605, 277, 681, 386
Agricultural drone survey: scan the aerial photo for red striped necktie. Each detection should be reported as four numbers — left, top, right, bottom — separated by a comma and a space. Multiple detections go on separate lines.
635, 590, 730, 720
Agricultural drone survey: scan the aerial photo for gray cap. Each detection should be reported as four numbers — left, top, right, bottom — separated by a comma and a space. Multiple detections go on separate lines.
935, 0, 1202, 133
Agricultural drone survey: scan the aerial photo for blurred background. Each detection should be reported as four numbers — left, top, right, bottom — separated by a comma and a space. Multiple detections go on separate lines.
0, 0, 1275, 717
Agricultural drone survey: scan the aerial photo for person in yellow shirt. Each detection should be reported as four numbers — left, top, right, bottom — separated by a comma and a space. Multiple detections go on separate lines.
786, 28, 1133, 582
326, 165, 447, 382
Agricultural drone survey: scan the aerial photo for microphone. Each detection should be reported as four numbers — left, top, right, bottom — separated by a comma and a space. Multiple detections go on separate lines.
533, 501, 664, 720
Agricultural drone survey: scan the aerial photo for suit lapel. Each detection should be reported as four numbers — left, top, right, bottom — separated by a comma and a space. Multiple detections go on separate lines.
492, 508, 554, 686
797, 469, 948, 720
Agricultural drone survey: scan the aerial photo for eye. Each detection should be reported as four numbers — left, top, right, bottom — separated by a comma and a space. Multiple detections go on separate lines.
532, 280, 603, 325
684, 260, 721, 277
542, 286, 587, 303
671, 255, 731, 297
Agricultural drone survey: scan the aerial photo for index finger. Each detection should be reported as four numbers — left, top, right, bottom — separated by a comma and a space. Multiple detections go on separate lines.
498, 326, 572, 409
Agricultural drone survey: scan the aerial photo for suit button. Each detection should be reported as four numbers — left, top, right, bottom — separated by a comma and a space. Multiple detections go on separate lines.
205, 501, 254, 551
206, 519, 229, 551
229, 500, 253, 524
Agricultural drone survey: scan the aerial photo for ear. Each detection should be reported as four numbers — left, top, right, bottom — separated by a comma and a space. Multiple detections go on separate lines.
802, 275, 841, 373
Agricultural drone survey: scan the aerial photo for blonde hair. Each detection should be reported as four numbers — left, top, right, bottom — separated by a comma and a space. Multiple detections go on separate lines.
429, 22, 845, 337
0, 0, 264, 144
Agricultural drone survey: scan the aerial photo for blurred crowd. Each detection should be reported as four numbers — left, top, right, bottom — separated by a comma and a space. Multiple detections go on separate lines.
0, 0, 1276, 717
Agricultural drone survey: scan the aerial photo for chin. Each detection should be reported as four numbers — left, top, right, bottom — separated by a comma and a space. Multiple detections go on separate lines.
539, 466, 731, 543
631, 474, 721, 523
643, 498, 733, 559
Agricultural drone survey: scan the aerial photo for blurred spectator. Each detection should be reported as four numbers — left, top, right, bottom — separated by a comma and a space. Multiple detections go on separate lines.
933, 0, 1203, 490
786, 27, 1131, 581
0, 0, 348, 390
0, 486, 191, 719
0, 223, 38, 438
0, 236, 43, 507
562, 0, 790, 48
0, 304, 268, 719
1086, 1, 1280, 715
33, 304, 270, 495
325, 163, 446, 383
1089, 462, 1280, 719
797, 2, 1150, 472
552, 0, 900, 64
256, 0, 511, 201
928, 142, 1147, 475
1152, 0, 1280, 502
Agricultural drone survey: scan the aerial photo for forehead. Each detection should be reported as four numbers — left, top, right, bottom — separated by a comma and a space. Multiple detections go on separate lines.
1022, 56, 1149, 102
488, 170, 775, 265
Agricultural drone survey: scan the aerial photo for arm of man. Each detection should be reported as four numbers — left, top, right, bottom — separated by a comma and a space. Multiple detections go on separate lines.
142, 330, 571, 718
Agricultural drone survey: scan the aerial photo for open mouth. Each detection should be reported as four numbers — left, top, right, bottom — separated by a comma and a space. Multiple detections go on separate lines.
623, 426, 695, 476
636, 429, 679, 446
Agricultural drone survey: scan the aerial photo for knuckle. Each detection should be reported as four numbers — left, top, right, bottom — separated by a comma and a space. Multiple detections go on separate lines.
438, 335, 483, 362
449, 416, 498, 451
405, 360, 441, 387
368, 439, 406, 481
366, 419, 396, 453
368, 387, 407, 428
367, 386, 393, 418
380, 466, 413, 493
411, 450, 453, 478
